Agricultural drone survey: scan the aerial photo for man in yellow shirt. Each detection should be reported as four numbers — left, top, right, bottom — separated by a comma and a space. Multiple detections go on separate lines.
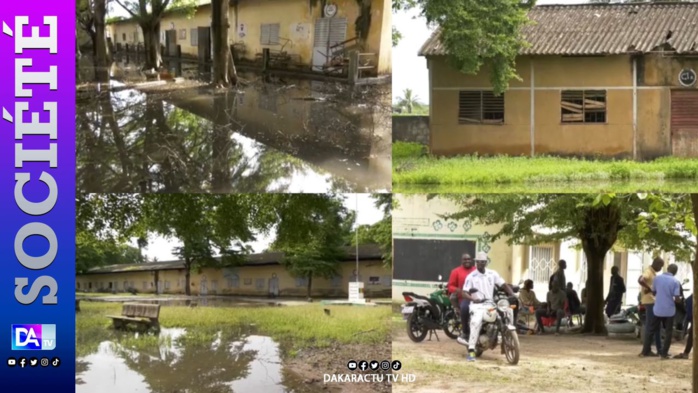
638, 257, 665, 357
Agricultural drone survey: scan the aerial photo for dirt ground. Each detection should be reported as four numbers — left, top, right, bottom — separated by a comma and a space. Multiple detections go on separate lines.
391, 322, 692, 393
287, 342, 392, 393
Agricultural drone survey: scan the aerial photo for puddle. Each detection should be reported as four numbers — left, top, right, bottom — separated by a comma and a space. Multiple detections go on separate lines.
76, 57, 391, 193
76, 328, 321, 393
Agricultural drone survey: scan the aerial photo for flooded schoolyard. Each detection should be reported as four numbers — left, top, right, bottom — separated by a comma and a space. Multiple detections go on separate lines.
76, 57, 391, 193
76, 300, 392, 393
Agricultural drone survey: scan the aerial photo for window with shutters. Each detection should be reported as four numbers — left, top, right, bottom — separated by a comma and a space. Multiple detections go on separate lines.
260, 23, 280, 45
561, 90, 606, 123
190, 28, 198, 46
458, 91, 504, 124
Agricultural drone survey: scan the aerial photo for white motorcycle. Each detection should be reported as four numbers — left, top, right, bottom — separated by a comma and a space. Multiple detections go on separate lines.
468, 285, 521, 365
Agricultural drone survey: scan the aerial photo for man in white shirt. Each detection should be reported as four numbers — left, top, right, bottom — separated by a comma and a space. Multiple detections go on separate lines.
457, 251, 514, 362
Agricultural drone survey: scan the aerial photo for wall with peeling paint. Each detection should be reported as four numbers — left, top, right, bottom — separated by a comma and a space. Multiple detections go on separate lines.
107, 0, 391, 74
427, 54, 698, 159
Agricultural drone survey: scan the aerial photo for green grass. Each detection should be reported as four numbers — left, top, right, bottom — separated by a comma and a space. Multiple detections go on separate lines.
77, 301, 391, 357
393, 141, 698, 192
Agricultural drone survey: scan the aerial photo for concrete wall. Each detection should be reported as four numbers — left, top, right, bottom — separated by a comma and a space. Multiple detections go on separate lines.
392, 115, 429, 144
107, 0, 391, 74
77, 260, 391, 298
428, 54, 698, 159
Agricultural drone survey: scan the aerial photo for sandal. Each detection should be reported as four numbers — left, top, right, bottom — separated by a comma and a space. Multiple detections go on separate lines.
673, 353, 689, 359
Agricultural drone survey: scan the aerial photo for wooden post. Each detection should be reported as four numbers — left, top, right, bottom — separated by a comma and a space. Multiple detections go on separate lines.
348, 50, 359, 84
262, 48, 270, 72
177, 45, 182, 58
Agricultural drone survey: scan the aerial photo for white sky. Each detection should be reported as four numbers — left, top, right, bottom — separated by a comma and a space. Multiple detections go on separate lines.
130, 193, 385, 261
392, 0, 586, 104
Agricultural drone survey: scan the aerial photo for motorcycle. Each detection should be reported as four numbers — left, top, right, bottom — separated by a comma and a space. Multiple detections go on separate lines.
637, 278, 689, 342
467, 284, 521, 365
401, 274, 461, 342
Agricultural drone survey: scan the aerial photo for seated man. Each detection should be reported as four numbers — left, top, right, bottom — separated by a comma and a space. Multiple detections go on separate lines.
518, 279, 541, 316
566, 282, 585, 326
535, 285, 567, 335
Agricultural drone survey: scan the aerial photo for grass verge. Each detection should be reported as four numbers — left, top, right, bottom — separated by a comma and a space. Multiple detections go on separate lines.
393, 142, 698, 192
77, 301, 391, 357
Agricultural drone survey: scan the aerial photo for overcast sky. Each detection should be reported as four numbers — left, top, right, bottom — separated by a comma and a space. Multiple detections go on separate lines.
130, 193, 384, 261
392, 0, 586, 104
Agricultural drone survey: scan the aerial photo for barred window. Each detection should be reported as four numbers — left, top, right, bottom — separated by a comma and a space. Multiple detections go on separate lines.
458, 91, 504, 124
561, 90, 607, 123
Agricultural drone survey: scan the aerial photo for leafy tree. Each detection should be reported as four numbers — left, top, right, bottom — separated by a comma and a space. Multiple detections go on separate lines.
76, 232, 142, 274
113, 0, 197, 70
270, 195, 352, 298
77, 0, 111, 81
395, 88, 422, 114
393, 0, 535, 95
439, 193, 697, 334
142, 194, 270, 295
392, 27, 401, 47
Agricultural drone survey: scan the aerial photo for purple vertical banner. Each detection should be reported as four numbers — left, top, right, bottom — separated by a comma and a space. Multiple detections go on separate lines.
0, 1, 75, 392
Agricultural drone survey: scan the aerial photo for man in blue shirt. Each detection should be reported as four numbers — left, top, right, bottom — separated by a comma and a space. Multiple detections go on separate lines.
675, 294, 693, 359
649, 264, 682, 359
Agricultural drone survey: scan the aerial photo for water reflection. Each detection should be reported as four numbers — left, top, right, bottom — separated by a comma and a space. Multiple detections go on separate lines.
76, 328, 317, 393
76, 59, 390, 193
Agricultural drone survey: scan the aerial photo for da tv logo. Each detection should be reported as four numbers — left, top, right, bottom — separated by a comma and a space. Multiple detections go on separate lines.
11, 325, 56, 350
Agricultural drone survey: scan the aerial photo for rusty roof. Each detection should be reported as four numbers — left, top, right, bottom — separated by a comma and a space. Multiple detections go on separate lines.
419, 3, 698, 57
81, 244, 384, 275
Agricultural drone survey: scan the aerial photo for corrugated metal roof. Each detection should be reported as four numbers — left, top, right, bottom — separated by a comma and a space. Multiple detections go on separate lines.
82, 244, 384, 275
419, 3, 698, 56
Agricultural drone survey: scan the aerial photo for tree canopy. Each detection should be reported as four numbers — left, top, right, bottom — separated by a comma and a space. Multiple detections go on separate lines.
75, 193, 388, 295
438, 193, 697, 334
392, 0, 534, 94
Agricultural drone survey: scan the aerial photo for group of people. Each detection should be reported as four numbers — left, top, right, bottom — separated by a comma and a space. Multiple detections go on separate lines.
638, 257, 693, 360
445, 252, 694, 361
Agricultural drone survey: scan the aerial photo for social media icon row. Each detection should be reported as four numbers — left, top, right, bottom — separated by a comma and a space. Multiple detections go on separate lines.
347, 359, 401, 371
7, 357, 59, 368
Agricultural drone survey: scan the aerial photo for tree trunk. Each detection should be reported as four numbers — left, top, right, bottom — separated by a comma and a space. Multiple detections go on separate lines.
579, 203, 621, 334
307, 275, 313, 298
154, 270, 160, 295
185, 259, 192, 296
211, 92, 232, 191
140, 20, 163, 70
93, 0, 109, 82
211, 0, 237, 87
690, 194, 698, 393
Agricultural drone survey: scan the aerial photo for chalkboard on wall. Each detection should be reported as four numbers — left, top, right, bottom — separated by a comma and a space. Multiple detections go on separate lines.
393, 238, 477, 281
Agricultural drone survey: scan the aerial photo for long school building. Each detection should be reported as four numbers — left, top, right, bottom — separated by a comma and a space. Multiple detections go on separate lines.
107, 0, 391, 76
77, 244, 391, 298
419, 3, 698, 160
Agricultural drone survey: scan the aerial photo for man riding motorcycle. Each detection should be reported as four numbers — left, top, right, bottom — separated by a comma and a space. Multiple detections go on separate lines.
457, 251, 515, 362
447, 253, 476, 340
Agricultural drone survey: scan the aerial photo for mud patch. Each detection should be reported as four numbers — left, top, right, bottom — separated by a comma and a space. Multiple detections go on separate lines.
391, 322, 692, 393
287, 342, 392, 393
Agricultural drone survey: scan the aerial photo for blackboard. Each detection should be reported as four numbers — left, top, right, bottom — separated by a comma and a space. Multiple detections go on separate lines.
394, 238, 477, 281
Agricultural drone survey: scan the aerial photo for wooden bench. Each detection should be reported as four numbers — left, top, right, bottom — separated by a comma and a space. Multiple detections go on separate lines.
106, 303, 161, 332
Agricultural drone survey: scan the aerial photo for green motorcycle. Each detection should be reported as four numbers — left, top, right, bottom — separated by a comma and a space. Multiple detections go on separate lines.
401, 275, 461, 342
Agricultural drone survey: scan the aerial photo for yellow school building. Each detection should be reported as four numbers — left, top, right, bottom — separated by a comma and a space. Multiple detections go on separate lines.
77, 244, 391, 298
420, 3, 698, 159
107, 0, 391, 75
